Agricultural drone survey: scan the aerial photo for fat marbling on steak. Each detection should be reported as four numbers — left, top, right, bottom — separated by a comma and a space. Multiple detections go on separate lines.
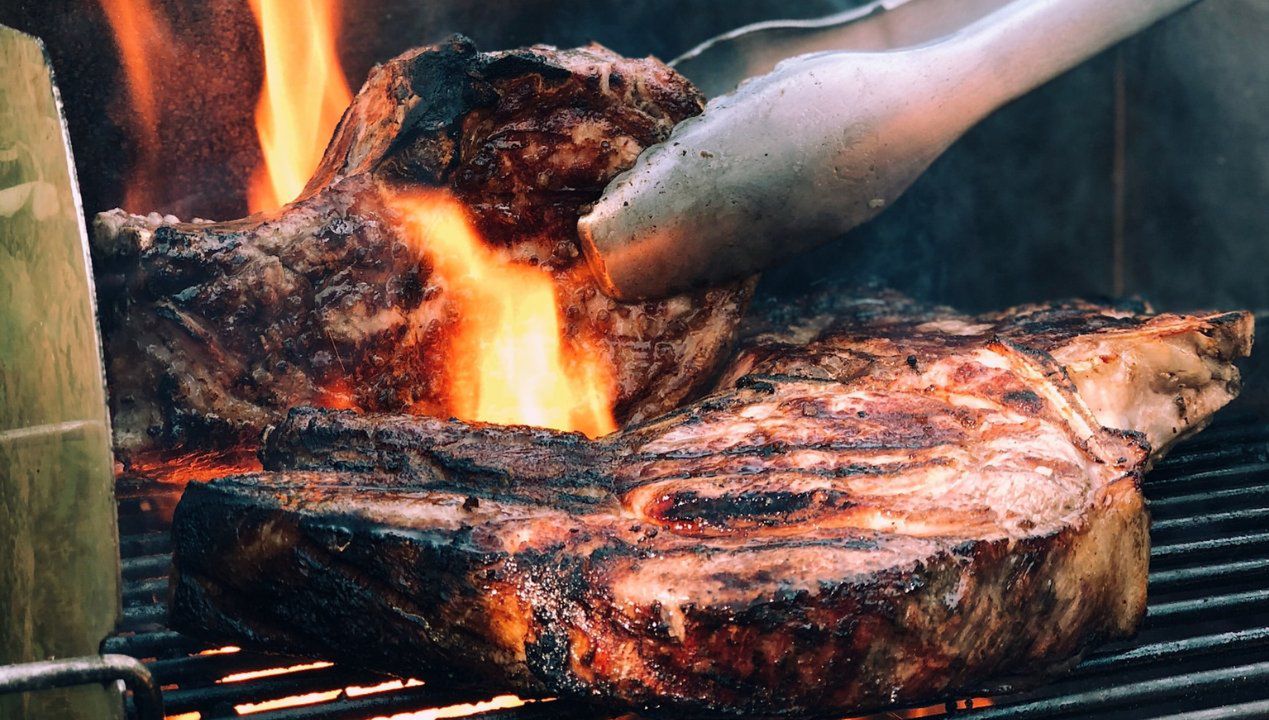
169, 292, 1252, 716
92, 36, 753, 460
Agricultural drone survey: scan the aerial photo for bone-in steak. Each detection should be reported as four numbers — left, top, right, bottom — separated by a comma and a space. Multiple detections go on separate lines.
92, 37, 753, 459
169, 294, 1252, 716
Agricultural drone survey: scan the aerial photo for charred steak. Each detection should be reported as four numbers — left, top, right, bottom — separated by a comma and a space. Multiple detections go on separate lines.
170, 294, 1252, 716
92, 37, 753, 459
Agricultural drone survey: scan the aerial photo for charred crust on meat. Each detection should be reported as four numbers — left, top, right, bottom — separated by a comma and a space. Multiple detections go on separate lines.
649, 490, 852, 533
475, 47, 575, 82
396, 35, 481, 141
1001, 389, 1045, 414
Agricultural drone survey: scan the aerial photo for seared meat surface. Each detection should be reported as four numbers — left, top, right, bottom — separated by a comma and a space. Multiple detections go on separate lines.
725, 287, 1250, 454
93, 37, 753, 459
170, 294, 1252, 716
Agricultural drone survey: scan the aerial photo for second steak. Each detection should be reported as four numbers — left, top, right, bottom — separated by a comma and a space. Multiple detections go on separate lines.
93, 37, 753, 459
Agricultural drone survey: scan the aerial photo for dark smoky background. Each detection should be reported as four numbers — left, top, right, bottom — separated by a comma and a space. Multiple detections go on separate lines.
2, 0, 1266, 314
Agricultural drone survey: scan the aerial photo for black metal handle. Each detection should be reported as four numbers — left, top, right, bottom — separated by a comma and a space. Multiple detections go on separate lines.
0, 654, 164, 720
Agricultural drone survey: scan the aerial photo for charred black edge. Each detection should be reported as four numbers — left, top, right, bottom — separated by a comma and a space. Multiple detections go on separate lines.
260, 406, 619, 505
170, 476, 541, 691
376, 35, 635, 186
390, 34, 484, 162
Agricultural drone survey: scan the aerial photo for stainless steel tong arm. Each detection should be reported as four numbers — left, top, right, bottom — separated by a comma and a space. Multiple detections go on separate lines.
578, 0, 1200, 300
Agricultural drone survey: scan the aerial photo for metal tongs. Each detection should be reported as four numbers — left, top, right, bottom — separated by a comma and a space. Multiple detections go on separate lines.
578, 0, 1202, 299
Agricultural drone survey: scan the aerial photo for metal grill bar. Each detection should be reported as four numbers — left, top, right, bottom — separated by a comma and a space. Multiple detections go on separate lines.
1149, 484, 1269, 509
120, 605, 168, 631
1151, 698, 1269, 720
160, 667, 400, 715
1144, 462, 1269, 489
122, 578, 167, 606
119, 532, 171, 557
1152, 507, 1269, 534
961, 661, 1269, 720
121, 555, 172, 582
147, 652, 318, 685
1146, 588, 1269, 621
103, 418, 1269, 720
1151, 531, 1269, 560
1149, 558, 1269, 590
102, 632, 200, 659
1076, 627, 1269, 672
234, 697, 596, 720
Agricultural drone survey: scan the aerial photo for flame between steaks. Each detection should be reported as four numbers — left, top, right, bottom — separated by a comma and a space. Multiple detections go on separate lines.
389, 190, 617, 438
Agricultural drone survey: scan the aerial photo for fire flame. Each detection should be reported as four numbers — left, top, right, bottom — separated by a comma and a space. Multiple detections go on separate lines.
99, 0, 614, 437
98, 0, 173, 212
246, 0, 352, 213
389, 191, 617, 438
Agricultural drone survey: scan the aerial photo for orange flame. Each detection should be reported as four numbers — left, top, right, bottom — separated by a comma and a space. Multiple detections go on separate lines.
246, 0, 352, 213
98, 0, 173, 211
389, 191, 617, 438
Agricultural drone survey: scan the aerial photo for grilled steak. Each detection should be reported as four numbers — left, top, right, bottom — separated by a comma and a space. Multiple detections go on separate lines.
170, 293, 1252, 716
92, 37, 753, 459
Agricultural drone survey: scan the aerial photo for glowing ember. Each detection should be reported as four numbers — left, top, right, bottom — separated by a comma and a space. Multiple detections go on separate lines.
219, 660, 333, 684
317, 377, 359, 410
390, 190, 617, 438
346, 678, 424, 697
373, 694, 529, 720
246, 0, 351, 212
847, 697, 995, 719
235, 690, 342, 715
127, 450, 261, 486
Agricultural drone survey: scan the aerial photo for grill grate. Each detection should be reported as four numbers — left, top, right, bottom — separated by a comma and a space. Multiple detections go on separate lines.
105, 416, 1269, 720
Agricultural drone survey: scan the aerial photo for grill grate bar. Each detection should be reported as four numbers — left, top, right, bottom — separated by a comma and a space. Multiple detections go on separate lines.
121, 554, 173, 583
1146, 588, 1269, 621
119, 604, 168, 632
101, 631, 202, 659
1076, 626, 1269, 672
1151, 507, 1269, 534
1143, 462, 1269, 489
147, 651, 322, 686
1149, 698, 1269, 720
1142, 462, 1269, 485
194, 689, 576, 720
119, 532, 172, 557
1148, 558, 1269, 592
961, 660, 1269, 719
160, 666, 410, 715
122, 578, 167, 606
1152, 444, 1269, 469
1150, 532, 1269, 561
1148, 484, 1269, 511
